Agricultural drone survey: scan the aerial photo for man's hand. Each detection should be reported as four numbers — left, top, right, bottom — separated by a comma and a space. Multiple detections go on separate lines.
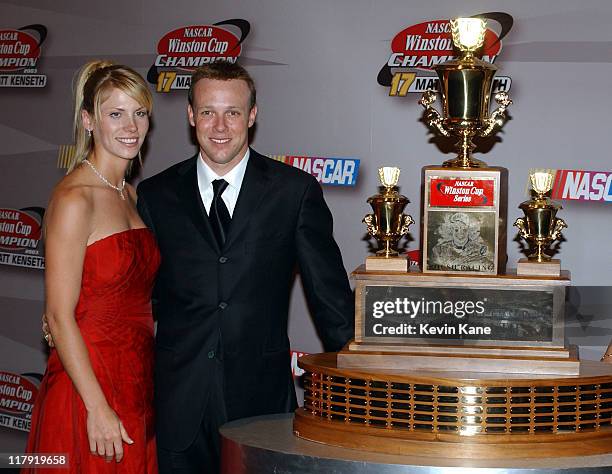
42, 313, 55, 348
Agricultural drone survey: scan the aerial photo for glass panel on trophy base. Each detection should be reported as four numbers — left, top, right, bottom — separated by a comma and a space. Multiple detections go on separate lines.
340, 267, 576, 375
420, 166, 508, 275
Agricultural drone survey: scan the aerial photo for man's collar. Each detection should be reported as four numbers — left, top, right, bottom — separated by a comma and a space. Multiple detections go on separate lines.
197, 148, 250, 190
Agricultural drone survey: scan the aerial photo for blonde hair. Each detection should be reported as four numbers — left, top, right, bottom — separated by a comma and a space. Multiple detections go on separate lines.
69, 60, 153, 174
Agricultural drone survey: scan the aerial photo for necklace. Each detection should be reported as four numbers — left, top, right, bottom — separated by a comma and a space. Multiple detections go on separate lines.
83, 159, 126, 200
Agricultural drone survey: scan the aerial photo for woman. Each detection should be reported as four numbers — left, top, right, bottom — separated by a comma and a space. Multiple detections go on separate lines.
24, 61, 159, 473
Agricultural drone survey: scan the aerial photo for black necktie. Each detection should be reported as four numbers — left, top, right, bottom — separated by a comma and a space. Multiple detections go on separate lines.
210, 179, 231, 247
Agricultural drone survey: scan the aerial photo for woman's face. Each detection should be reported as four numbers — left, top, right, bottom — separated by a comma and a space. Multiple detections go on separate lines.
85, 88, 149, 161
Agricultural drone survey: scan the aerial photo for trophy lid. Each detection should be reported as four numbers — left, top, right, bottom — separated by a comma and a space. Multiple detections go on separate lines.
519, 171, 562, 210
367, 166, 409, 203
433, 17, 498, 72
452, 18, 486, 52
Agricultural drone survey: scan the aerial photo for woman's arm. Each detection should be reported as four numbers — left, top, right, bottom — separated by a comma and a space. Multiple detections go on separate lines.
44, 187, 132, 463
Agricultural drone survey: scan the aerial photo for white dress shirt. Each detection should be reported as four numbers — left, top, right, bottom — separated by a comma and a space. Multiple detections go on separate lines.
196, 149, 249, 217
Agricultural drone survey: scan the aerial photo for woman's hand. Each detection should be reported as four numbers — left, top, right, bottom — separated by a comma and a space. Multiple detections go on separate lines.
87, 404, 133, 462
42, 313, 55, 348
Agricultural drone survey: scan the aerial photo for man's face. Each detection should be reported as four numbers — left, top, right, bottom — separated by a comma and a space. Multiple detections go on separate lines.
452, 222, 469, 247
188, 78, 257, 175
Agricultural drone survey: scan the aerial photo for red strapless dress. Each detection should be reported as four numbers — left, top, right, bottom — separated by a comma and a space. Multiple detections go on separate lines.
24, 228, 160, 473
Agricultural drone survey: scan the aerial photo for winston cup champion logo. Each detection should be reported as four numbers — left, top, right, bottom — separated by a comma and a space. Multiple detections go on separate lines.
377, 12, 513, 96
0, 371, 40, 432
148, 20, 250, 93
0, 207, 45, 269
0, 24, 47, 88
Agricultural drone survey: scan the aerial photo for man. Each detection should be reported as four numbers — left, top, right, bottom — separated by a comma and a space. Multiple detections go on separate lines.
136, 62, 354, 473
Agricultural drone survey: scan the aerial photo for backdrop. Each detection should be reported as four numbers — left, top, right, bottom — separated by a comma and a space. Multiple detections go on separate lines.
1, 0, 611, 453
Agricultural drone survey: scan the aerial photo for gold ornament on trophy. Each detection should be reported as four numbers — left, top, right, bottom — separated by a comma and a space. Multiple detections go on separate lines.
363, 167, 414, 271
419, 17, 512, 169
514, 170, 567, 276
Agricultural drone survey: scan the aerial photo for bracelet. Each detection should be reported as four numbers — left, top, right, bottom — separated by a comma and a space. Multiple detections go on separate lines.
601, 353, 612, 361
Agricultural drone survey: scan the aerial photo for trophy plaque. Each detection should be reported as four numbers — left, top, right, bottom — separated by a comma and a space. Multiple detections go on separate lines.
421, 167, 507, 274
363, 167, 414, 272
419, 18, 511, 275
515, 170, 567, 276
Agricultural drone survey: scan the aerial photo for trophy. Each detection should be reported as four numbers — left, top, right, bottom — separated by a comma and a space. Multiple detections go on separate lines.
419, 17, 512, 169
514, 171, 567, 276
363, 167, 414, 271
418, 17, 510, 275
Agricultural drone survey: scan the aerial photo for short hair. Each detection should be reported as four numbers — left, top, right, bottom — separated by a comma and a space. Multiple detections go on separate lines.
70, 60, 152, 173
188, 61, 256, 109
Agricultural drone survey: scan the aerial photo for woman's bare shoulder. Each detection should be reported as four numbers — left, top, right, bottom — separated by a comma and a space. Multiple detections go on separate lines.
46, 169, 96, 233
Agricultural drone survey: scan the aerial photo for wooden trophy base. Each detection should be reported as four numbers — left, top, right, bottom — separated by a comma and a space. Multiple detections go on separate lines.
295, 353, 612, 459
365, 255, 408, 272
517, 258, 561, 277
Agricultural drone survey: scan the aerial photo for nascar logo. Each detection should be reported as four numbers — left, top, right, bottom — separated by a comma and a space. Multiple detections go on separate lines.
149, 20, 250, 93
548, 169, 612, 202
0, 25, 47, 88
0, 208, 41, 250
269, 155, 359, 187
387, 19, 501, 70
155, 25, 241, 70
0, 207, 45, 269
0, 371, 38, 432
378, 13, 514, 96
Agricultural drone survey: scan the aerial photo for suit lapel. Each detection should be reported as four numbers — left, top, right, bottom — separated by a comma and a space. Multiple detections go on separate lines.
224, 150, 271, 250
177, 156, 220, 253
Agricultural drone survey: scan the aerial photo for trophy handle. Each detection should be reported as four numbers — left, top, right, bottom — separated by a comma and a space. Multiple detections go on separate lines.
480, 91, 513, 137
363, 214, 378, 237
400, 214, 414, 235
513, 217, 530, 239
419, 90, 450, 137
550, 217, 567, 242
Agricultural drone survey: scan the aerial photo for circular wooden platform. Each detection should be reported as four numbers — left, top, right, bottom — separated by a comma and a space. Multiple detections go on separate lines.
294, 353, 612, 458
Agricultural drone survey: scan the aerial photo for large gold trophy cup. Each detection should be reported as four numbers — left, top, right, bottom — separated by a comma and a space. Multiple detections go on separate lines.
419, 17, 510, 274
419, 17, 512, 169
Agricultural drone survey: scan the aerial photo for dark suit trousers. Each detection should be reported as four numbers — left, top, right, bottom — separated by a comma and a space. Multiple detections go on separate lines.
158, 360, 227, 474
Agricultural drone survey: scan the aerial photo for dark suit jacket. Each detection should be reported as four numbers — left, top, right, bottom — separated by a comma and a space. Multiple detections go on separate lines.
137, 149, 354, 451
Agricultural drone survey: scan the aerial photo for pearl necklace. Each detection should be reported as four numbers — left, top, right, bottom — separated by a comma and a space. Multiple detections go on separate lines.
83, 159, 126, 200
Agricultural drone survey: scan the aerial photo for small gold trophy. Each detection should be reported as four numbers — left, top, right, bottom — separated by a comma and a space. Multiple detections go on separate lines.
418, 17, 510, 275
514, 171, 567, 276
364, 167, 414, 272
419, 17, 512, 169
